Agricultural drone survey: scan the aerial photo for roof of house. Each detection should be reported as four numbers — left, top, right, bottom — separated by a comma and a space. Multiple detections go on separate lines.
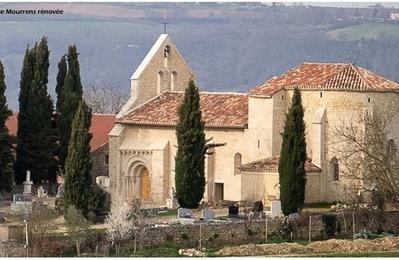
5, 113, 115, 152
116, 91, 248, 129
240, 156, 321, 173
249, 62, 399, 96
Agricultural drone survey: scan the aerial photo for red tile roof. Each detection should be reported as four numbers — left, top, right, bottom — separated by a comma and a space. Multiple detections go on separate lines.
5, 113, 115, 152
89, 114, 115, 152
5, 112, 17, 136
116, 91, 248, 129
249, 62, 399, 96
240, 156, 321, 173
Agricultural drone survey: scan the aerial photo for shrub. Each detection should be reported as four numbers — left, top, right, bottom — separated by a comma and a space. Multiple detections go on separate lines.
322, 214, 337, 238
213, 233, 219, 239
247, 229, 254, 236
354, 229, 393, 239
181, 233, 189, 240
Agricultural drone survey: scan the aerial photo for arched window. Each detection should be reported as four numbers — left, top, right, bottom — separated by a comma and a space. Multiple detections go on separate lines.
234, 153, 242, 175
330, 157, 339, 181
387, 139, 396, 161
164, 45, 170, 68
171, 71, 177, 91
157, 71, 164, 95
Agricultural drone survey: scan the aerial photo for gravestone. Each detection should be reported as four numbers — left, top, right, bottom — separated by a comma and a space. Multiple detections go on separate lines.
37, 186, 48, 198
23, 170, 33, 195
270, 200, 282, 218
201, 209, 215, 220
288, 213, 300, 219
178, 208, 192, 219
56, 183, 65, 199
228, 205, 239, 217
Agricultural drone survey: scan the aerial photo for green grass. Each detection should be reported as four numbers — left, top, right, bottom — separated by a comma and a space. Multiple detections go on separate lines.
328, 22, 399, 41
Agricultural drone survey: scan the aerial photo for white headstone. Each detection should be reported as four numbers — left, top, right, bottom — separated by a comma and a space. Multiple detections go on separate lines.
23, 170, 33, 195
270, 200, 282, 218
202, 209, 215, 220
37, 186, 48, 198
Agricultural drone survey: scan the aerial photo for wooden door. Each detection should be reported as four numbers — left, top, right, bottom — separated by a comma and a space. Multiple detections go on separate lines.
140, 168, 151, 199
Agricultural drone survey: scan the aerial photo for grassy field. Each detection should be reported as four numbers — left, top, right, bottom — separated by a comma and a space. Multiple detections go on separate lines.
327, 22, 399, 41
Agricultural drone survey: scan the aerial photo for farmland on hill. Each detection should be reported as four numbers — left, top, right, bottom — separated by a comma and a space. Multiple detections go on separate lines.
1, 2, 399, 109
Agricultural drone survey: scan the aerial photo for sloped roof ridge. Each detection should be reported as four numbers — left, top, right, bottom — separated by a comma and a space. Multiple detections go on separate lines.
349, 64, 372, 90
131, 34, 168, 80
320, 63, 354, 88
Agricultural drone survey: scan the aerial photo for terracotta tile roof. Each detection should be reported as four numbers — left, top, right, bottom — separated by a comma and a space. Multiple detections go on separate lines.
5, 113, 115, 152
249, 62, 399, 96
116, 91, 248, 129
240, 156, 321, 173
89, 113, 115, 152
5, 112, 17, 136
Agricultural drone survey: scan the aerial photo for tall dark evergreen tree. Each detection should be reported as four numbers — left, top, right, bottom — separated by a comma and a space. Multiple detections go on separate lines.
55, 55, 67, 113
15, 37, 58, 184
278, 87, 307, 215
63, 100, 92, 217
0, 60, 14, 191
58, 45, 83, 171
174, 80, 223, 209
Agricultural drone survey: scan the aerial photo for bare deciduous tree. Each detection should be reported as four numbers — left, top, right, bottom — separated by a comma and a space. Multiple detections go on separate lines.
105, 206, 134, 254
84, 85, 128, 114
64, 205, 89, 256
332, 103, 399, 202
130, 201, 154, 253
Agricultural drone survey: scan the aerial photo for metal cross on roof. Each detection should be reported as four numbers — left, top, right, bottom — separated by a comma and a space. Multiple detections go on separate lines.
162, 16, 168, 34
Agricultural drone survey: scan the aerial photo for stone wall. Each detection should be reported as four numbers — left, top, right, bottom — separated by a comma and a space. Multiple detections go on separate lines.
91, 144, 109, 181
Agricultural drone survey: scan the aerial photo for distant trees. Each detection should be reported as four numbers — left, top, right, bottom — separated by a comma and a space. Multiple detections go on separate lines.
83, 84, 128, 114
174, 79, 223, 209
63, 100, 93, 217
58, 45, 83, 171
14, 37, 58, 184
278, 87, 307, 215
0, 59, 14, 192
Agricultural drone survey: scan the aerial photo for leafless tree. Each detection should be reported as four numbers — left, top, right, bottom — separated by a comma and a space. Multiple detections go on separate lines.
84, 85, 129, 114
105, 206, 134, 254
331, 102, 399, 202
130, 200, 155, 252
15, 204, 58, 256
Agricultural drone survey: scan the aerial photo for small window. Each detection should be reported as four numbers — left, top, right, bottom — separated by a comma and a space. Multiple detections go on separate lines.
171, 71, 177, 91
330, 157, 339, 181
281, 95, 284, 100
257, 140, 260, 148
320, 92, 323, 98
105, 154, 109, 165
368, 97, 371, 103
157, 71, 164, 94
234, 153, 242, 175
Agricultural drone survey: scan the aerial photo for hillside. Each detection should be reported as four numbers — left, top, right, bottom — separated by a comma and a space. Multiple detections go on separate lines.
1, 2, 399, 109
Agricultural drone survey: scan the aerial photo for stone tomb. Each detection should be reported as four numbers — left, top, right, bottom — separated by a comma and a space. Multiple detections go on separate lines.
201, 209, 215, 220
178, 208, 195, 225
270, 200, 282, 218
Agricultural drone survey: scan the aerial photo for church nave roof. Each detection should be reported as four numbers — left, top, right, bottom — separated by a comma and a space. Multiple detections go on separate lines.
240, 156, 321, 173
249, 62, 399, 96
116, 91, 248, 129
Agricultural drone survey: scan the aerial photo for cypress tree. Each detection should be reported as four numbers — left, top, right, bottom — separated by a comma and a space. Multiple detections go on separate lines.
15, 37, 58, 184
0, 60, 14, 191
278, 87, 307, 215
55, 55, 67, 113
15, 46, 36, 183
63, 100, 92, 217
58, 45, 83, 171
174, 80, 223, 209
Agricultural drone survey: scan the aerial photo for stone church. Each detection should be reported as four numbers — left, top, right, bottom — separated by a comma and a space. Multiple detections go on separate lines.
109, 33, 399, 209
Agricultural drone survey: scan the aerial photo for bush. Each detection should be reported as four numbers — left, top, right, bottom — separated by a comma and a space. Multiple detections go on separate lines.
181, 233, 189, 240
165, 234, 174, 242
322, 214, 337, 238
213, 233, 219, 239
354, 229, 393, 240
